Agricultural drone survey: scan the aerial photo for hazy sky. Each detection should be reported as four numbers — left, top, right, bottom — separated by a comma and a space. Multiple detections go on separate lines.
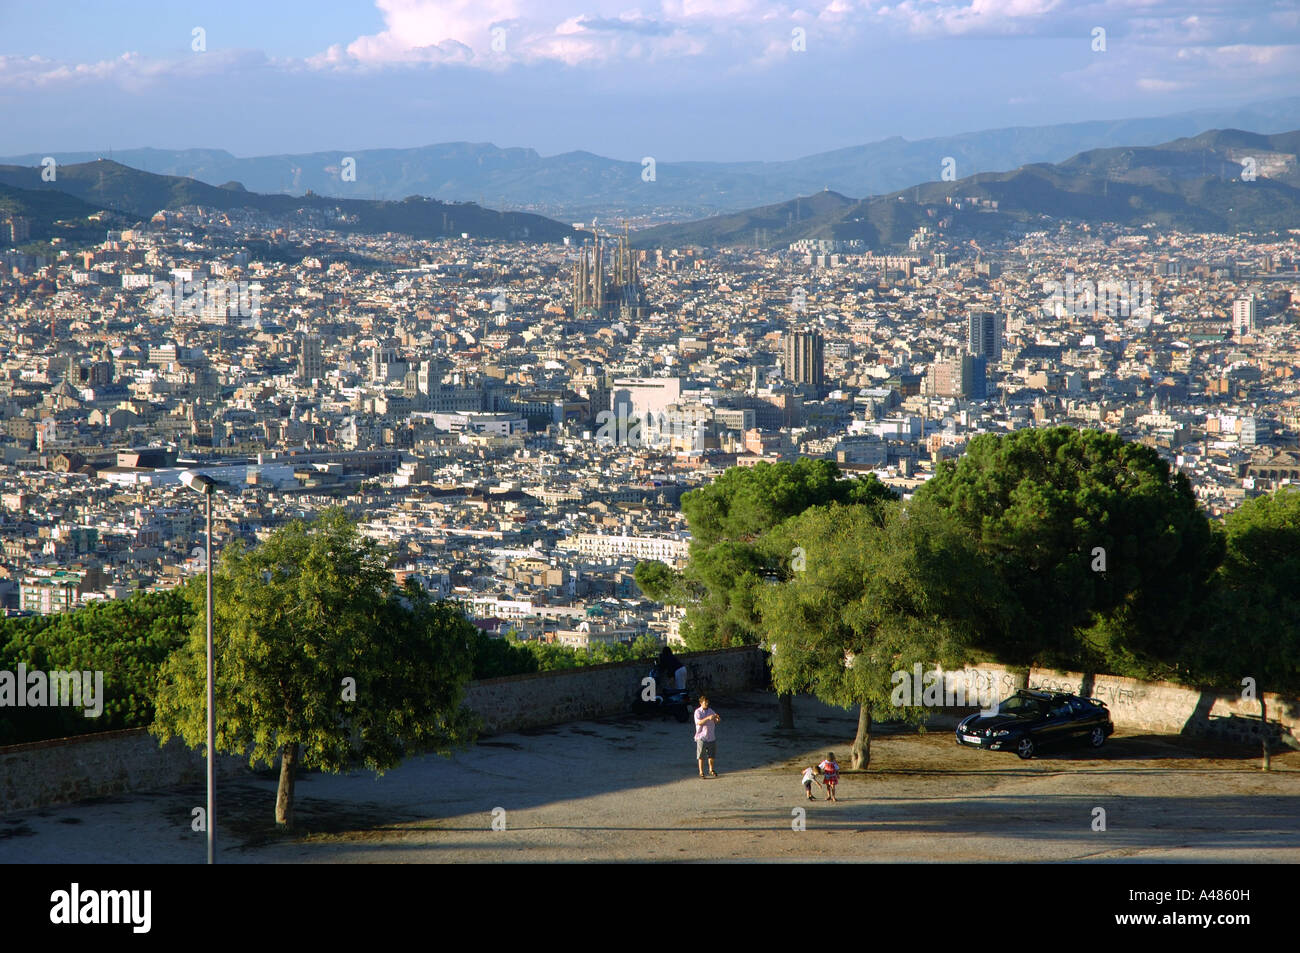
2, 0, 1298, 161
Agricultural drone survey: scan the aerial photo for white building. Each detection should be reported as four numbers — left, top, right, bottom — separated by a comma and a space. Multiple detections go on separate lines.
572, 533, 689, 562
1233, 297, 1257, 337
610, 377, 683, 420
431, 412, 527, 436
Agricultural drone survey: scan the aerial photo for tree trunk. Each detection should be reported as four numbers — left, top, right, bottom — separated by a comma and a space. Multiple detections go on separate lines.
850, 704, 871, 770
1009, 666, 1030, 694
1261, 694, 1271, 772
778, 692, 795, 730
276, 742, 299, 828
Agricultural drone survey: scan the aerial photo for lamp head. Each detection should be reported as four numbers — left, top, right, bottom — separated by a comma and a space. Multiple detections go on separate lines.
179, 470, 216, 495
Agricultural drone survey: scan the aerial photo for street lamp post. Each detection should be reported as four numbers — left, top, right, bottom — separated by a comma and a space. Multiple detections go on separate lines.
180, 470, 216, 865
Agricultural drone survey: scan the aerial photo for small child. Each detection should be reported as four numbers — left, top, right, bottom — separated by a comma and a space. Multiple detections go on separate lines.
800, 765, 823, 800
818, 752, 841, 803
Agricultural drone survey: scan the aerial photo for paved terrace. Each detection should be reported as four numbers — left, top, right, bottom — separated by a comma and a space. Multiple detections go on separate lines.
3, 692, 1299, 863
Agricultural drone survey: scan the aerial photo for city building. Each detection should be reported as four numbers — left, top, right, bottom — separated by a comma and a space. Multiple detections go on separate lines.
1233, 296, 1257, 337
297, 334, 324, 383
783, 328, 825, 392
571, 229, 646, 321
967, 309, 1004, 362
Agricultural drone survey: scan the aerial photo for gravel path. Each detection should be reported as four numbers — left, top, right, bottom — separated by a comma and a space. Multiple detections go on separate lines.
3, 692, 1297, 863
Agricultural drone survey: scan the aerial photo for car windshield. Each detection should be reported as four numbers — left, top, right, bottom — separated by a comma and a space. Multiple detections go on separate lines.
995, 694, 1043, 715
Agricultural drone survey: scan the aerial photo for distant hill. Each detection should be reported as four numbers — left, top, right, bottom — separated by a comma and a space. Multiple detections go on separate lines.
632, 129, 1300, 250
625, 190, 858, 248
0, 181, 109, 244
0, 160, 577, 243
5, 97, 1299, 220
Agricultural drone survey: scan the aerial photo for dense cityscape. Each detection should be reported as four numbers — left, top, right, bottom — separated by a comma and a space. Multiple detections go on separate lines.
3, 205, 1298, 642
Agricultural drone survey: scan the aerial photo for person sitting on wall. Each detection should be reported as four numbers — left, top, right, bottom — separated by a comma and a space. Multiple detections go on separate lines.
656, 646, 687, 692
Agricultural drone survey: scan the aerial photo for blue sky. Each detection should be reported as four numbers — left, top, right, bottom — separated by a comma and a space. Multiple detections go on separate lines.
1, 0, 1297, 161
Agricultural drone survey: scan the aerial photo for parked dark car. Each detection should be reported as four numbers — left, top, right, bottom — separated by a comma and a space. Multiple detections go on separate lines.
955, 690, 1114, 760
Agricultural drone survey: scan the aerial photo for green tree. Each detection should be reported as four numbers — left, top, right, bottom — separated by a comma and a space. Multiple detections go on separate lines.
1188, 489, 1300, 769
636, 459, 896, 730
758, 500, 1005, 767
470, 629, 540, 679
633, 560, 681, 602
589, 634, 664, 664
0, 587, 194, 744
151, 509, 477, 828
518, 638, 581, 671
915, 427, 1220, 678
641, 459, 896, 651
681, 457, 896, 548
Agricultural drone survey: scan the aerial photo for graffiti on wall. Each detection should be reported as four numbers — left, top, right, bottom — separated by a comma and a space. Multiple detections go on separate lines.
1029, 674, 1140, 709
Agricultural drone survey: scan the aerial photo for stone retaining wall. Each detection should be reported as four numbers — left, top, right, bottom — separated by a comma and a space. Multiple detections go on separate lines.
935, 665, 1299, 744
463, 645, 768, 735
0, 729, 248, 815
0, 646, 768, 814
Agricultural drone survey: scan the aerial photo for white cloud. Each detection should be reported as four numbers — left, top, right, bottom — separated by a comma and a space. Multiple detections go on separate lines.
340, 0, 517, 65
2, 0, 1295, 93
0, 49, 267, 90
1135, 76, 1186, 92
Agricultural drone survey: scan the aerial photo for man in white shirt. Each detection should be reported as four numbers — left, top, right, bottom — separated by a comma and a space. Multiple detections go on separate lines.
694, 694, 720, 778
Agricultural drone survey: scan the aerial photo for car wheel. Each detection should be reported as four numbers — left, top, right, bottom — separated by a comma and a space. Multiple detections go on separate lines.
1016, 737, 1035, 760
1090, 726, 1106, 748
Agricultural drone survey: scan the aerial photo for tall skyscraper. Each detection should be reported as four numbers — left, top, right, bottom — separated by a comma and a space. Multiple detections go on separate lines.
783, 329, 825, 391
928, 352, 986, 399
967, 354, 988, 400
297, 334, 324, 383
967, 309, 1003, 362
1233, 296, 1257, 337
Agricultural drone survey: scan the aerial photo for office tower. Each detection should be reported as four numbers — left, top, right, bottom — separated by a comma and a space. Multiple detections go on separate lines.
928, 352, 986, 399
967, 309, 1003, 362
967, 354, 988, 400
783, 329, 825, 391
298, 334, 324, 382
1233, 297, 1257, 337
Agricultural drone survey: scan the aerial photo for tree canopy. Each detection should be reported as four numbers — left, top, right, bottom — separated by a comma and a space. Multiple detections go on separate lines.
639, 459, 897, 649
915, 427, 1221, 673
757, 499, 1011, 766
0, 586, 195, 745
151, 508, 477, 827
1189, 488, 1300, 695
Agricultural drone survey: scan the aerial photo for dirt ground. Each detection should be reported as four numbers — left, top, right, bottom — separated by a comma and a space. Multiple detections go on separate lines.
3, 692, 1298, 863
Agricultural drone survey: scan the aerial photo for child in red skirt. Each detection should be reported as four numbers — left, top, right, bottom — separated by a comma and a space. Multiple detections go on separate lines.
818, 753, 840, 803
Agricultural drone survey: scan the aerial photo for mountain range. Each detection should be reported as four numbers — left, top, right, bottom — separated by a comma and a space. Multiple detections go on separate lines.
5, 98, 1300, 222
3, 128, 1298, 254
0, 160, 575, 244
631, 129, 1300, 249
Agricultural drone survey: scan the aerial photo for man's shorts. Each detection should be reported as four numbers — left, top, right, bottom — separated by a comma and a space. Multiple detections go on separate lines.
696, 739, 717, 760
